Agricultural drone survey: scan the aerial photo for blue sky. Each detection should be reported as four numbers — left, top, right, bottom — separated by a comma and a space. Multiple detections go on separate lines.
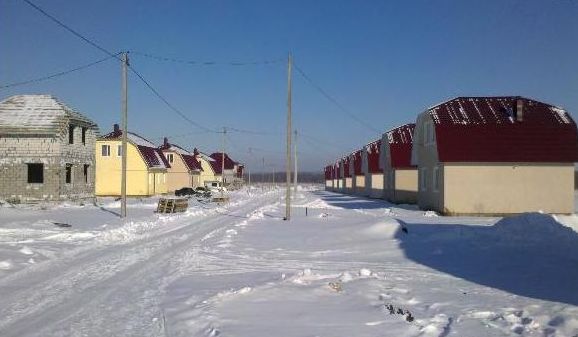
1, 0, 578, 172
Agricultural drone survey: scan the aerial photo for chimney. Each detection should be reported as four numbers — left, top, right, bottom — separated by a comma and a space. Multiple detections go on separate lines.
113, 124, 120, 133
516, 99, 524, 122
193, 148, 199, 156
163, 137, 169, 146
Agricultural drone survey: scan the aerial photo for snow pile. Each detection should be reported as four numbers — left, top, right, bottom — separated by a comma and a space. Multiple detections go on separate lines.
491, 213, 578, 256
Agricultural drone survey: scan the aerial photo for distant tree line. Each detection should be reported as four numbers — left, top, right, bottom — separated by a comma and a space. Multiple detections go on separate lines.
247, 171, 324, 184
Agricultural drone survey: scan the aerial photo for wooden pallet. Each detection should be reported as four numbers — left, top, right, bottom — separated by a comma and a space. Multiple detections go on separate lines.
156, 198, 188, 213
212, 196, 230, 203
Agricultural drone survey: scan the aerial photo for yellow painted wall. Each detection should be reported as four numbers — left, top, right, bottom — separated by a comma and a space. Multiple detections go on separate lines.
95, 140, 167, 196
443, 163, 574, 215
393, 169, 418, 204
198, 156, 217, 187
163, 151, 193, 192
354, 175, 365, 194
368, 173, 384, 199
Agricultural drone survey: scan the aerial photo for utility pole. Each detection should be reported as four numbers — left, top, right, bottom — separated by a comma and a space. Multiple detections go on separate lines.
262, 157, 265, 190
120, 51, 128, 218
294, 129, 298, 196
221, 127, 226, 199
285, 52, 292, 220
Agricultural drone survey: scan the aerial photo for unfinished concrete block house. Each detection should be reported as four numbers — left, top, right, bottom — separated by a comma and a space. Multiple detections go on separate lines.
412, 96, 578, 215
0, 95, 98, 202
381, 123, 418, 203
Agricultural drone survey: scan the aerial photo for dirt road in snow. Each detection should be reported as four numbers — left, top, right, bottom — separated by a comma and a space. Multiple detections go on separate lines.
0, 190, 282, 337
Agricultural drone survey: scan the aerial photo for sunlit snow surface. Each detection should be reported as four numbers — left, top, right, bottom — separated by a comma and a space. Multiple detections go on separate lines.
0, 187, 577, 337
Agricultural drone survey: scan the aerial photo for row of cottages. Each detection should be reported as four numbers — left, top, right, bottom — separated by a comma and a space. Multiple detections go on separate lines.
0, 95, 98, 202
208, 152, 245, 185
95, 124, 170, 196
325, 96, 578, 215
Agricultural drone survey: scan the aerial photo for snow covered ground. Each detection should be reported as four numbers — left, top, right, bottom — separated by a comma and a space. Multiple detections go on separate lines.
0, 186, 577, 336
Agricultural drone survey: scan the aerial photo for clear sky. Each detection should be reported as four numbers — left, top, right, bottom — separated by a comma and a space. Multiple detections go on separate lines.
1, 0, 578, 172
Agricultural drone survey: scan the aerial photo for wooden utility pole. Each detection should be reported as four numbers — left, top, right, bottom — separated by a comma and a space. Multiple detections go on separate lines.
221, 127, 226, 198
120, 51, 128, 218
285, 53, 292, 220
294, 129, 298, 195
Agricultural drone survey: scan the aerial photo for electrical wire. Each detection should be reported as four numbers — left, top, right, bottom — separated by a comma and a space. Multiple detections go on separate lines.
128, 64, 219, 133
293, 62, 381, 133
22, 0, 119, 59
131, 51, 284, 66
0, 53, 120, 89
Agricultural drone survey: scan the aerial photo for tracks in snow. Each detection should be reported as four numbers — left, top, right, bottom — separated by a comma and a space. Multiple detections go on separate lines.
0, 192, 279, 337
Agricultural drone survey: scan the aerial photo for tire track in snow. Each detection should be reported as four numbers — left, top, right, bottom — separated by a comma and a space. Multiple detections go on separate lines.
0, 192, 280, 337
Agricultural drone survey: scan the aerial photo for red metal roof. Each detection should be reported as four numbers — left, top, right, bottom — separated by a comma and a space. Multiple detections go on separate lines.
343, 156, 351, 178
366, 139, 382, 173
101, 127, 170, 169
428, 97, 578, 163
209, 152, 239, 174
385, 123, 416, 169
352, 150, 363, 175
324, 166, 332, 180
158, 138, 203, 172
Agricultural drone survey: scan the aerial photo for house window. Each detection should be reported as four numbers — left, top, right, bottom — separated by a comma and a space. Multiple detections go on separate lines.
117, 145, 123, 157
82, 127, 87, 145
65, 164, 73, 184
166, 153, 174, 164
433, 166, 440, 192
27, 163, 44, 183
69, 125, 75, 144
420, 168, 428, 191
101, 145, 111, 157
83, 164, 89, 183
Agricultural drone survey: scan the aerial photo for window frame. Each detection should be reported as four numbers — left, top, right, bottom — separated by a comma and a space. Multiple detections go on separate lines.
81, 127, 87, 145
420, 168, 428, 191
101, 144, 111, 157
117, 144, 123, 157
166, 153, 174, 164
68, 124, 75, 144
65, 164, 73, 184
83, 164, 90, 184
27, 163, 44, 184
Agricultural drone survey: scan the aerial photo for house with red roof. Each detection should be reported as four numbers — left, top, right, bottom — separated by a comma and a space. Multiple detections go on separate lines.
95, 124, 170, 197
412, 96, 578, 215
362, 139, 383, 198
209, 152, 244, 185
158, 137, 203, 192
381, 123, 418, 203
342, 154, 353, 193
351, 149, 365, 195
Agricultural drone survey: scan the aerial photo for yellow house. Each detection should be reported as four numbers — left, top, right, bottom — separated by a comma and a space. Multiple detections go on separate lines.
159, 138, 202, 192
95, 124, 169, 196
193, 149, 218, 187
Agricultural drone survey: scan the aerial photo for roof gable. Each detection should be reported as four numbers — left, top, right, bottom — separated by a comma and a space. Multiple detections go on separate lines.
385, 123, 416, 168
0, 94, 97, 136
427, 97, 578, 163
100, 126, 170, 169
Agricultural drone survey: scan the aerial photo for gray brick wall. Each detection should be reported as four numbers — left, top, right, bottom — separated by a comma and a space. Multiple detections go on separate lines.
0, 122, 97, 202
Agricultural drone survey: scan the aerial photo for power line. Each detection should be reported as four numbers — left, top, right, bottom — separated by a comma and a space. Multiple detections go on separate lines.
226, 126, 277, 136
128, 63, 219, 133
131, 51, 284, 66
0, 53, 120, 89
22, 0, 119, 59
293, 62, 381, 133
